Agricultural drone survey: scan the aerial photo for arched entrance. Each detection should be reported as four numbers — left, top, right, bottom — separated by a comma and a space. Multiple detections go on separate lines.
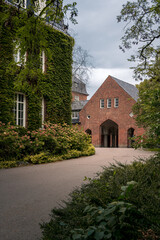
101, 120, 118, 147
127, 128, 135, 148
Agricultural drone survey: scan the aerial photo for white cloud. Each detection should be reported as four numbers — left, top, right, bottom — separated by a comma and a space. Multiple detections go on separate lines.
68, 0, 133, 69
87, 68, 140, 99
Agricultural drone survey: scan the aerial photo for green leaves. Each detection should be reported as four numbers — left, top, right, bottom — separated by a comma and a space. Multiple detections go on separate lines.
117, 0, 160, 79
132, 78, 160, 148
68, 181, 144, 240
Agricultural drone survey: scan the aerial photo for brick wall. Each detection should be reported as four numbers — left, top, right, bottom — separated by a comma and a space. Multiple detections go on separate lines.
79, 76, 144, 147
72, 92, 88, 102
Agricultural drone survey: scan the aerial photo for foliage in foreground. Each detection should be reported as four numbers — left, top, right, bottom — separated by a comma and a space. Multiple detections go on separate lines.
0, 121, 94, 168
40, 153, 160, 240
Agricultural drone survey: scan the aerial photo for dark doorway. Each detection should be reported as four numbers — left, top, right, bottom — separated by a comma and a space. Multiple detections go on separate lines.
101, 120, 118, 147
127, 128, 135, 148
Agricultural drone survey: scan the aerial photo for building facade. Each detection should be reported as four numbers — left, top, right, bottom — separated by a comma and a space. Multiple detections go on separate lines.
79, 75, 144, 148
71, 76, 88, 124
0, 0, 73, 130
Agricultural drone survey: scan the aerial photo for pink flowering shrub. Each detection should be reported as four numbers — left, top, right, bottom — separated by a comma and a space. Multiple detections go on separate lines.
0, 122, 22, 160
0, 121, 91, 165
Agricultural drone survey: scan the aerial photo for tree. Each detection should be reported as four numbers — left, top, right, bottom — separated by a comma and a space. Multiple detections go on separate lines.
133, 77, 160, 148
118, 0, 160, 148
117, 0, 160, 79
72, 44, 94, 84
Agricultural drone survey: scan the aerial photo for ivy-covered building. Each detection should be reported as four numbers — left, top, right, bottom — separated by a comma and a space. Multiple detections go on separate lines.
0, 0, 74, 130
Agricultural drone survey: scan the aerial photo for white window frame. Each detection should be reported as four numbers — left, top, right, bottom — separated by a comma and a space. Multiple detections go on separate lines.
100, 99, 104, 108
72, 111, 79, 119
14, 44, 26, 66
13, 93, 26, 127
42, 98, 45, 126
14, 47, 21, 66
114, 98, 119, 108
74, 95, 79, 101
35, 0, 46, 16
14, 0, 27, 8
74, 82, 78, 88
40, 51, 45, 73
107, 98, 111, 108
129, 112, 134, 118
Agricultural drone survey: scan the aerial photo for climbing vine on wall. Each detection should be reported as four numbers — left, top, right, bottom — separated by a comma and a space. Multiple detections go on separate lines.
0, 1, 74, 130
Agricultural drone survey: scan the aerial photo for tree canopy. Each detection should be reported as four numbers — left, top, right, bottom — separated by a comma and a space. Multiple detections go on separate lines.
133, 77, 160, 148
118, 0, 160, 148
117, 0, 160, 79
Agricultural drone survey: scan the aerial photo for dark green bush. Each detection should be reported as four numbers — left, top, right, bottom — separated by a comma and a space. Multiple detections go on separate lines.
40, 153, 160, 240
0, 121, 94, 168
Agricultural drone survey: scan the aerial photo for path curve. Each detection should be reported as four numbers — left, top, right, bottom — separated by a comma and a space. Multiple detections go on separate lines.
0, 148, 154, 240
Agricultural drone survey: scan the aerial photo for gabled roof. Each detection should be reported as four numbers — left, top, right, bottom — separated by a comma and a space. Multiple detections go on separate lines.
72, 100, 88, 111
111, 76, 139, 101
72, 76, 88, 96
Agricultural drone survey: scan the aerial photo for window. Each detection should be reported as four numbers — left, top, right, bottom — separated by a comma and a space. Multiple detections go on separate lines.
34, 0, 46, 16
74, 82, 78, 88
41, 98, 45, 126
129, 112, 134, 118
14, 47, 21, 66
14, 0, 26, 8
100, 99, 104, 108
40, 51, 45, 73
14, 44, 26, 66
72, 112, 79, 119
74, 95, 79, 101
107, 98, 111, 108
13, 93, 26, 127
114, 98, 119, 108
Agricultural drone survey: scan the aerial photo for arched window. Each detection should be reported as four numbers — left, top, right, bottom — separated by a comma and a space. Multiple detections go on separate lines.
85, 129, 92, 135
127, 128, 135, 148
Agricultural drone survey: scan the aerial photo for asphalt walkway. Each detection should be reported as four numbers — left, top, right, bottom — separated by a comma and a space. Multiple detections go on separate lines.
0, 148, 154, 240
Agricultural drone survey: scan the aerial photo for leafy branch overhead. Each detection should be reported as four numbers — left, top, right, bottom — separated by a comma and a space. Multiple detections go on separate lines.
117, 0, 160, 78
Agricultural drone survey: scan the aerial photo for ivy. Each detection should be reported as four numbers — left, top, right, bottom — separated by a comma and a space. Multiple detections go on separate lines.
0, 1, 74, 130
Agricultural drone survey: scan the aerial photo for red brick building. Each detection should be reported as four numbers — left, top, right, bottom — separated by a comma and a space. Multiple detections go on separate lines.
79, 75, 144, 148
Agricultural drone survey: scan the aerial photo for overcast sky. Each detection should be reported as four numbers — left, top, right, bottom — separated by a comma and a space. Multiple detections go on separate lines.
66, 0, 139, 98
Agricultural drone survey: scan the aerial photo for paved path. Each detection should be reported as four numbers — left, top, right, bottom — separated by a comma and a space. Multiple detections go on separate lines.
0, 148, 154, 240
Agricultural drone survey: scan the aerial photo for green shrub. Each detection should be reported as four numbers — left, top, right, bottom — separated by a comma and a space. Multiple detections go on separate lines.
0, 160, 19, 168
69, 182, 146, 240
0, 122, 22, 160
40, 153, 160, 240
23, 145, 95, 165
0, 121, 94, 168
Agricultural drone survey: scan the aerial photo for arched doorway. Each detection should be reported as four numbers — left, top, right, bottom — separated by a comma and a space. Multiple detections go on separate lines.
127, 128, 135, 148
101, 120, 118, 147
